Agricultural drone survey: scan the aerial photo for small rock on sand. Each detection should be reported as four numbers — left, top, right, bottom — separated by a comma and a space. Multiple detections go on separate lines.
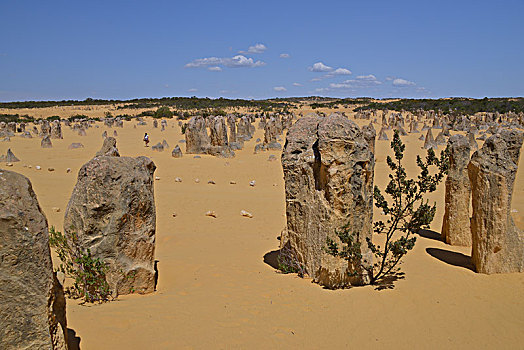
208, 180, 215, 184
240, 210, 253, 218
205, 211, 217, 218
249, 180, 256, 187
175, 177, 182, 182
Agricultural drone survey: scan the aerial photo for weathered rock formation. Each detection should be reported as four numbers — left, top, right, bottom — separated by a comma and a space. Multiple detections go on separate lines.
64, 156, 157, 295
185, 116, 211, 154
0, 169, 68, 349
362, 122, 376, 153
237, 116, 253, 141
377, 126, 388, 140
423, 128, 437, 150
171, 145, 183, 158
441, 135, 471, 246
468, 129, 524, 273
41, 135, 53, 148
68, 142, 84, 150
5, 148, 20, 162
282, 114, 374, 288
96, 136, 120, 157
51, 120, 63, 139
185, 116, 234, 157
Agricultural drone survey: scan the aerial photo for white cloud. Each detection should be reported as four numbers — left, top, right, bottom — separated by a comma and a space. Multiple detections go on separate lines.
329, 83, 351, 89
322, 75, 383, 91
273, 86, 287, 92
239, 43, 267, 54
185, 55, 265, 69
392, 78, 416, 87
331, 68, 352, 75
188, 88, 198, 92
208, 66, 222, 71
308, 62, 334, 72
356, 74, 377, 81
280, 53, 290, 58
292, 82, 302, 86
310, 64, 352, 80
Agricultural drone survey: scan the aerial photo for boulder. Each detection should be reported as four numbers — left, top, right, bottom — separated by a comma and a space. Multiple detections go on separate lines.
468, 130, 478, 151
237, 116, 253, 141
185, 116, 211, 154
95, 137, 120, 157
0, 170, 68, 349
152, 142, 164, 152
441, 135, 471, 246
377, 126, 388, 141
6, 148, 20, 162
171, 145, 183, 158
468, 129, 524, 273
50, 120, 63, 139
64, 156, 157, 295
423, 128, 437, 150
68, 142, 84, 150
41, 135, 53, 148
282, 114, 374, 288
209, 116, 228, 147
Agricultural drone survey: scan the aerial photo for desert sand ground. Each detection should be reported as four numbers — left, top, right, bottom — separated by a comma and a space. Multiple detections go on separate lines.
1, 109, 523, 349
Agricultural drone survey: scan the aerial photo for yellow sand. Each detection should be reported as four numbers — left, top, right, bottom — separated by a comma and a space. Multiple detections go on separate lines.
1, 111, 523, 349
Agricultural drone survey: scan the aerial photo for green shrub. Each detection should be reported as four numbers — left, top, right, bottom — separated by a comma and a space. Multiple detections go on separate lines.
154, 106, 174, 119
326, 130, 449, 286
49, 227, 111, 303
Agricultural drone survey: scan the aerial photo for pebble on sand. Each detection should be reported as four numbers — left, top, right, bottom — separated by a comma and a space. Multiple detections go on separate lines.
205, 211, 217, 218
240, 210, 253, 218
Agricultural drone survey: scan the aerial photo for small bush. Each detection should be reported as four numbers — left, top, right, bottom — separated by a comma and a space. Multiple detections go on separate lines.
49, 227, 111, 303
154, 106, 174, 119
277, 243, 306, 276
326, 130, 449, 286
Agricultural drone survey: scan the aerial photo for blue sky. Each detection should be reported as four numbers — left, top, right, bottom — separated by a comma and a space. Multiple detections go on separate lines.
1, 0, 523, 101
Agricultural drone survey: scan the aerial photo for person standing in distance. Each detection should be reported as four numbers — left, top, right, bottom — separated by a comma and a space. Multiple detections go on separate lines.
143, 132, 150, 147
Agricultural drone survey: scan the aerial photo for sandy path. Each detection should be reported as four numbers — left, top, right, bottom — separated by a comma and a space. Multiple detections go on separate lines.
1, 116, 523, 349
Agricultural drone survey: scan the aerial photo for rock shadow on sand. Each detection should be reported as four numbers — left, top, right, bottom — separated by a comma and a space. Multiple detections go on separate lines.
417, 229, 443, 242
67, 328, 81, 350
426, 248, 475, 271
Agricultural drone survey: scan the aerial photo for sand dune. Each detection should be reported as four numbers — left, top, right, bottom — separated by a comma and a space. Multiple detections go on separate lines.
1, 113, 523, 349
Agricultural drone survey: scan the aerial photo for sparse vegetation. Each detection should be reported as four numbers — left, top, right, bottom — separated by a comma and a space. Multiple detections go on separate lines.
277, 243, 306, 276
153, 106, 174, 119
49, 226, 111, 303
326, 130, 449, 286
